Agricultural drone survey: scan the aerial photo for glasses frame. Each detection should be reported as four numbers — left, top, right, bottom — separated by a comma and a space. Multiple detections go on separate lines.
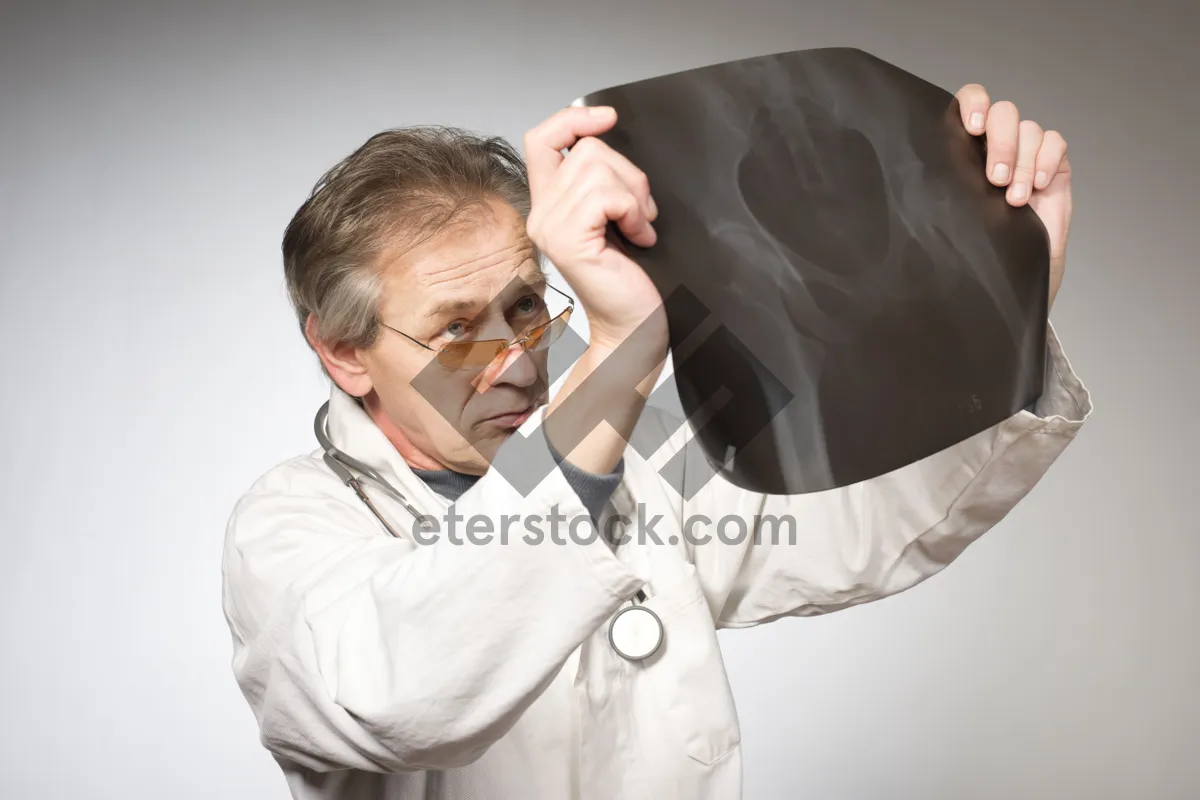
380, 281, 575, 370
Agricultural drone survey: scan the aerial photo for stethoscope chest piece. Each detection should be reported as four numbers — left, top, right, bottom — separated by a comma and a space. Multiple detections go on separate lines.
608, 602, 664, 662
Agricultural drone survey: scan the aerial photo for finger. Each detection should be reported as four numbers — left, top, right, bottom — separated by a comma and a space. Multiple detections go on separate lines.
1033, 130, 1068, 190
955, 83, 991, 135
523, 105, 617, 198
561, 136, 656, 221
563, 165, 655, 248
1008, 119, 1044, 205
983, 100, 1020, 186
590, 179, 656, 248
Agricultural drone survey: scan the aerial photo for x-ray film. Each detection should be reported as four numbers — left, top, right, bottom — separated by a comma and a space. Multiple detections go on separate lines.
571, 46, 1049, 495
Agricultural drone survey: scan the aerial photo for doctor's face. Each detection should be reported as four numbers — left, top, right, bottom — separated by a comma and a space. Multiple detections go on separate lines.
358, 197, 552, 474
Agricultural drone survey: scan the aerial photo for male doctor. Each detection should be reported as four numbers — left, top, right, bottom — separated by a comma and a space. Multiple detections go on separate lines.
222, 83, 1092, 799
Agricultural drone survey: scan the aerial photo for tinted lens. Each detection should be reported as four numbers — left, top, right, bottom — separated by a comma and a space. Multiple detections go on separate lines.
436, 341, 504, 370
524, 308, 573, 352
435, 306, 573, 370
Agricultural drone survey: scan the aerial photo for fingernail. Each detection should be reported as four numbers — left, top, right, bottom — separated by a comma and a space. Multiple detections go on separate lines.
969, 112, 984, 130
589, 105, 613, 116
1035, 171, 1048, 188
1011, 183, 1028, 201
647, 195, 658, 217
992, 162, 1009, 182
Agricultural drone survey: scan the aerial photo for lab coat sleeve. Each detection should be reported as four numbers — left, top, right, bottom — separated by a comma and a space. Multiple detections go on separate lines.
221, 431, 646, 774
665, 319, 1093, 628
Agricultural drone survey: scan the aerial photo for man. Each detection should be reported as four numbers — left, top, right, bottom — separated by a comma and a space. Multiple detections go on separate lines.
222, 83, 1092, 799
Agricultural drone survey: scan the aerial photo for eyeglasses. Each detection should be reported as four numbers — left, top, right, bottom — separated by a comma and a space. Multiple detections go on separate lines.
381, 282, 575, 370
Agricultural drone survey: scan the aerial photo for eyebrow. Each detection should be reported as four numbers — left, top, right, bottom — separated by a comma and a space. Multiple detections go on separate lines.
422, 269, 549, 322
424, 297, 481, 320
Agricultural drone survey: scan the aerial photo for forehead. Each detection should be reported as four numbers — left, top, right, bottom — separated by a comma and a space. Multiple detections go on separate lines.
378, 199, 544, 319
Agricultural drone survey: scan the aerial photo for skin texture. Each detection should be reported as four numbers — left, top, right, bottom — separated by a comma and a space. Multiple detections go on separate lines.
310, 83, 1073, 476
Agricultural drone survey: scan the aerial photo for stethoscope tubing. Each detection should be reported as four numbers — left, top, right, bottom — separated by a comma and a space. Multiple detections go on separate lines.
314, 401, 661, 660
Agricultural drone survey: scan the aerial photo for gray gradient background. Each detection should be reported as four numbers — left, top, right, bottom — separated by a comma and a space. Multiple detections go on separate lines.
1, 0, 1196, 797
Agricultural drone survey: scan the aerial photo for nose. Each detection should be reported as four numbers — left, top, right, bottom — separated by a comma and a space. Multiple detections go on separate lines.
472, 341, 540, 394
490, 343, 539, 386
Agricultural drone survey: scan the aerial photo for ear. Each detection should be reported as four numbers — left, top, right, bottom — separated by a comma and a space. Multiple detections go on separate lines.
305, 313, 375, 397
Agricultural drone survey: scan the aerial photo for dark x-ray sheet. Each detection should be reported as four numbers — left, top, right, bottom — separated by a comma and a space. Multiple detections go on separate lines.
572, 46, 1049, 495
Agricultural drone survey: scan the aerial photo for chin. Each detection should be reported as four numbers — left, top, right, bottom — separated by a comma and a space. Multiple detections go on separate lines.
467, 432, 508, 465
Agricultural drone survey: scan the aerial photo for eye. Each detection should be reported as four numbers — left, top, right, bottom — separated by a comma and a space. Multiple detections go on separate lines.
514, 294, 543, 315
442, 320, 473, 340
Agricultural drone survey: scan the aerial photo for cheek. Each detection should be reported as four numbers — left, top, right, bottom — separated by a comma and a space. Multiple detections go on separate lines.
404, 368, 479, 422
364, 347, 471, 415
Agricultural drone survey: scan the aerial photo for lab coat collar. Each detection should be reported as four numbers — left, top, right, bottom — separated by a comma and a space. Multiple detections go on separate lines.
324, 385, 395, 473
322, 384, 449, 512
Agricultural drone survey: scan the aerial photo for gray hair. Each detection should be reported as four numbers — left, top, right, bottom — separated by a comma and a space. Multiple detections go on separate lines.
282, 126, 535, 376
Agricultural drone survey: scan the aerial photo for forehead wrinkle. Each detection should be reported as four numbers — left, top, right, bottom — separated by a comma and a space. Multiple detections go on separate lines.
422, 263, 547, 320
417, 257, 547, 326
419, 238, 536, 291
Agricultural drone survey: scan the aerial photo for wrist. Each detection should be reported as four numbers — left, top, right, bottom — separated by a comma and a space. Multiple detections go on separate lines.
581, 335, 666, 397
587, 309, 669, 361
544, 329, 666, 475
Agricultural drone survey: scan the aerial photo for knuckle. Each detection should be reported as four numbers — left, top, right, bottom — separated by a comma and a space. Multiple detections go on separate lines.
601, 185, 638, 213
574, 135, 602, 157
989, 143, 1017, 160
581, 159, 614, 183
969, 83, 991, 102
1019, 118, 1044, 137
522, 126, 543, 149
991, 99, 1019, 118
1044, 129, 1067, 151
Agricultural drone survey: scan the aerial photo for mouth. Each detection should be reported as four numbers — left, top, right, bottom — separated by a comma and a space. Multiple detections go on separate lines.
480, 401, 539, 429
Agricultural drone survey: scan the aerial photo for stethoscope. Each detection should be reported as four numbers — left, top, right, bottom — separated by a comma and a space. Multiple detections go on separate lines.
314, 401, 664, 661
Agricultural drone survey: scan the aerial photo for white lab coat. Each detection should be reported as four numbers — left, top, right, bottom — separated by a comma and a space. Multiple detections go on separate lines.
222, 321, 1092, 800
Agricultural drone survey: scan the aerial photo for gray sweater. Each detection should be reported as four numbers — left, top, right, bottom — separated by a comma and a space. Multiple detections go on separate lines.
412, 425, 624, 525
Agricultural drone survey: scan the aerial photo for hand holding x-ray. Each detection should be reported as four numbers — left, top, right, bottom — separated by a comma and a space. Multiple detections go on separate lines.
953, 82, 1073, 311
